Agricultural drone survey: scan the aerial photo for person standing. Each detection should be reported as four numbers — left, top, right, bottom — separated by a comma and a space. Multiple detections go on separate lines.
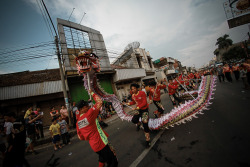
76, 89, 118, 167
34, 107, 44, 139
217, 65, 225, 83
125, 83, 151, 147
149, 81, 166, 118
58, 116, 71, 145
50, 107, 59, 120
223, 64, 233, 83
71, 102, 77, 128
25, 112, 40, 154
243, 59, 250, 85
24, 107, 33, 119
3, 112, 30, 167
239, 65, 249, 90
60, 105, 69, 124
232, 63, 240, 81
49, 118, 62, 151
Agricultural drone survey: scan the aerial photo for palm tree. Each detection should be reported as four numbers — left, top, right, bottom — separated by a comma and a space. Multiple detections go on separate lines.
213, 48, 219, 56
215, 34, 233, 50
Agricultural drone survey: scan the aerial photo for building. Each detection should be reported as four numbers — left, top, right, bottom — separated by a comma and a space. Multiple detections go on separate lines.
0, 69, 64, 126
153, 57, 183, 77
112, 42, 156, 100
57, 18, 116, 104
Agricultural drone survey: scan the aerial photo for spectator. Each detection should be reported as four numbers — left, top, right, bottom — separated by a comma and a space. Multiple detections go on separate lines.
60, 105, 69, 124
25, 112, 40, 154
24, 107, 33, 119
243, 58, 250, 85
58, 116, 71, 145
239, 65, 249, 90
223, 63, 233, 83
34, 107, 44, 139
4, 116, 13, 147
0, 125, 6, 158
50, 107, 59, 120
71, 102, 77, 128
217, 65, 225, 83
3, 112, 30, 167
232, 63, 240, 81
49, 118, 62, 151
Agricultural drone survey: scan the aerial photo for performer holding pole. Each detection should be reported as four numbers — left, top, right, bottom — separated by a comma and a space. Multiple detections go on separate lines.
124, 83, 151, 147
168, 78, 182, 108
76, 89, 118, 167
148, 80, 166, 118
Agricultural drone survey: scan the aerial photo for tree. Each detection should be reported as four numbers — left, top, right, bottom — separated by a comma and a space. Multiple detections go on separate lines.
222, 45, 247, 62
213, 48, 219, 56
216, 34, 233, 50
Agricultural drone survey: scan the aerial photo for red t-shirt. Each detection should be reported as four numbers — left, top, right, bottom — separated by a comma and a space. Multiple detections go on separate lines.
76, 94, 109, 152
223, 66, 231, 73
129, 91, 148, 110
149, 84, 166, 101
168, 84, 178, 95
188, 73, 194, 79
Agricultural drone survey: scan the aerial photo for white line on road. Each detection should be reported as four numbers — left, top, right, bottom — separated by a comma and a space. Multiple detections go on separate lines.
129, 130, 165, 167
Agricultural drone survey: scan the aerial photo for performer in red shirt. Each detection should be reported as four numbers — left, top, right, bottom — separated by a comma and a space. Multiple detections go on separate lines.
76, 90, 118, 167
168, 78, 182, 108
149, 81, 166, 118
223, 64, 233, 83
126, 83, 151, 147
243, 59, 250, 84
232, 63, 240, 81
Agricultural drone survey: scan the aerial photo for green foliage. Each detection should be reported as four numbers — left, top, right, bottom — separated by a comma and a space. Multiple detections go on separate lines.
222, 46, 246, 62
216, 34, 233, 49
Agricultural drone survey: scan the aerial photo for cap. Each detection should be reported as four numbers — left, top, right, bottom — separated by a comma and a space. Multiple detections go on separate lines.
76, 100, 89, 109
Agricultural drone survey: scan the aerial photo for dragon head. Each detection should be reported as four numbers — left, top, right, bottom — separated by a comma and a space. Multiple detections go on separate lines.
75, 50, 100, 74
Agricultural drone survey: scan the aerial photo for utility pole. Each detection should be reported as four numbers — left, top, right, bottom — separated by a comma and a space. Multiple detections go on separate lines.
55, 37, 71, 125
41, 0, 71, 125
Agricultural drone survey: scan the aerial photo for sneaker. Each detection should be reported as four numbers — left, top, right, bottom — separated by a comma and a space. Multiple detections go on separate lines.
146, 141, 151, 148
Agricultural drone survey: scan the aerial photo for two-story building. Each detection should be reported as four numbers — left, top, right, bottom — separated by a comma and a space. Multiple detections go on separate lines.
111, 42, 156, 100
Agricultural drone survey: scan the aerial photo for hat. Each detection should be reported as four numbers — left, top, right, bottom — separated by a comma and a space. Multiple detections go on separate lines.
76, 100, 89, 109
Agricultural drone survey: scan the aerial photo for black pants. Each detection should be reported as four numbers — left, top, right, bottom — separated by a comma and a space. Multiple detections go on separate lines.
96, 144, 118, 167
169, 93, 182, 106
233, 71, 240, 81
36, 124, 44, 138
153, 100, 164, 114
218, 74, 224, 82
61, 132, 70, 145
73, 113, 76, 128
247, 72, 250, 85
225, 72, 232, 82
132, 108, 150, 133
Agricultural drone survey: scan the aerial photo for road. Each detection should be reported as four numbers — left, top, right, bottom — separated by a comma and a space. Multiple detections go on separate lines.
26, 77, 250, 167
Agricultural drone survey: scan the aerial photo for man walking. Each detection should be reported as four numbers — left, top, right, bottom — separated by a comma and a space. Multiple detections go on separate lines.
217, 65, 224, 83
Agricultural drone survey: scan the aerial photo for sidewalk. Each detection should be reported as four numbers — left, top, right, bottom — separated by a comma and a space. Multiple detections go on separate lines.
35, 106, 132, 146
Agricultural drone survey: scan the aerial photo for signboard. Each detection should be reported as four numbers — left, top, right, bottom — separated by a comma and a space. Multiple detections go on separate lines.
223, 0, 250, 28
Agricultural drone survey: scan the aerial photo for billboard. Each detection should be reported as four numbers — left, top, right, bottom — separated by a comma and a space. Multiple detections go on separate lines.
223, 0, 250, 28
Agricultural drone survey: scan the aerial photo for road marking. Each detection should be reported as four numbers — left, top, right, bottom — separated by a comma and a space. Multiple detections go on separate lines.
129, 130, 165, 167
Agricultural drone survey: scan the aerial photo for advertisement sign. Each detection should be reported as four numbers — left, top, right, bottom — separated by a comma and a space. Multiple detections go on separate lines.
223, 0, 250, 28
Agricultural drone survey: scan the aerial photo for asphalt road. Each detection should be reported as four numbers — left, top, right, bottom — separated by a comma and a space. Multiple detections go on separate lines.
25, 77, 250, 167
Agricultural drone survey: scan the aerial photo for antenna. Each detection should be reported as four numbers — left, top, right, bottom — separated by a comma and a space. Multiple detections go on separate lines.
68, 8, 75, 21
79, 12, 86, 25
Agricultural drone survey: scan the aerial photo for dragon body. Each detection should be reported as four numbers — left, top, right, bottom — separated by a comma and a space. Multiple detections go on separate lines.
75, 51, 216, 130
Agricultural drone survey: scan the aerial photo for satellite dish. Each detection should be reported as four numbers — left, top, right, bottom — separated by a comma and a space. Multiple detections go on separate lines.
124, 41, 140, 51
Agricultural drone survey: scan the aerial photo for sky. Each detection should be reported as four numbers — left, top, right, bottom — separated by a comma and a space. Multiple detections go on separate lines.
0, 0, 249, 74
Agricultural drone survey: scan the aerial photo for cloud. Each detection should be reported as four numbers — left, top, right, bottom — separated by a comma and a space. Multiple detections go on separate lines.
24, 0, 249, 69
